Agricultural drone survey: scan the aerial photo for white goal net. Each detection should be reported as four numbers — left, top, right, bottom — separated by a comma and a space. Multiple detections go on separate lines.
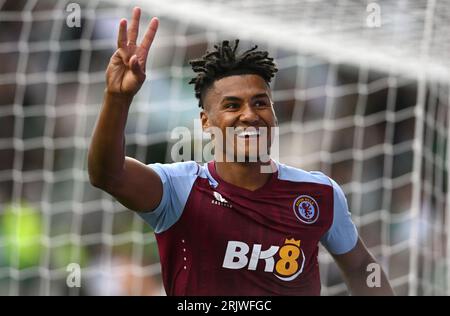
0, 0, 448, 295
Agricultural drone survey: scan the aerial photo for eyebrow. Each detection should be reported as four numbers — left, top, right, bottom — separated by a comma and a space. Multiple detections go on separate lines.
221, 93, 270, 103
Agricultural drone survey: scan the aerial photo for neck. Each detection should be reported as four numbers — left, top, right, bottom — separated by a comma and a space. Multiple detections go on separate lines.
214, 159, 276, 191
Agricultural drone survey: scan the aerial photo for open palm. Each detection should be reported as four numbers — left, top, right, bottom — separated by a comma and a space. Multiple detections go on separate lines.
106, 8, 159, 96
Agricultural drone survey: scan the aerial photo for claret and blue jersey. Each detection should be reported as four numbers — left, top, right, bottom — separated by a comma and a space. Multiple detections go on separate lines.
138, 160, 358, 295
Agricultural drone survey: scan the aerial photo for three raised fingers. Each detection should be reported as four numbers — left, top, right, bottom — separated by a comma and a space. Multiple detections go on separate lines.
116, 8, 158, 56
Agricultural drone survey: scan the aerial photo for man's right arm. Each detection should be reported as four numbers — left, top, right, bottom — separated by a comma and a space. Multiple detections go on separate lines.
87, 8, 161, 213
88, 91, 163, 212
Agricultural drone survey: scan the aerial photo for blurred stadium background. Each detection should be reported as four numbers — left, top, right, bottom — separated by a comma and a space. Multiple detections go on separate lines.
0, 0, 449, 295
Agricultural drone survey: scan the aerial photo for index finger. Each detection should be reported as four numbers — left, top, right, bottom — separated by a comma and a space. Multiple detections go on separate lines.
140, 17, 159, 53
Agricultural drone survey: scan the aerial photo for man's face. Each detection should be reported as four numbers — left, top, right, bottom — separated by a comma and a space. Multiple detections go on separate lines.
200, 74, 278, 162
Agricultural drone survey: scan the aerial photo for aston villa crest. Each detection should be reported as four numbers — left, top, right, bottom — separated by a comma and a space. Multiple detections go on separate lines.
293, 195, 319, 224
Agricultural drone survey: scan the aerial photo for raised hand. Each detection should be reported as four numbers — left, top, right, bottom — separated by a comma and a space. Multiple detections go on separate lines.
106, 7, 159, 96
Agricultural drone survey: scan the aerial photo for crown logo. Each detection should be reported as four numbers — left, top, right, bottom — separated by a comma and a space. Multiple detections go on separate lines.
284, 238, 301, 247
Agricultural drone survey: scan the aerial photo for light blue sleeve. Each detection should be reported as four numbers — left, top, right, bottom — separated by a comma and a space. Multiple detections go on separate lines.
320, 178, 358, 255
137, 161, 199, 234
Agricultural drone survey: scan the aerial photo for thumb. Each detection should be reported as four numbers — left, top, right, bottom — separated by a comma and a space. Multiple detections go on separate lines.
130, 55, 144, 76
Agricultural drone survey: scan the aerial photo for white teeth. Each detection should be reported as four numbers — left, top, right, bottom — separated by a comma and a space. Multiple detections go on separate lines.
237, 129, 260, 138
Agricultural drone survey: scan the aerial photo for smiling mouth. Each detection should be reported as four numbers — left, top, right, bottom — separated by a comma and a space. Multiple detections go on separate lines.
236, 129, 261, 138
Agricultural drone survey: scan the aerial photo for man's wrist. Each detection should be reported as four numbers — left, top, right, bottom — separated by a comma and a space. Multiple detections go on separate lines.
104, 88, 135, 106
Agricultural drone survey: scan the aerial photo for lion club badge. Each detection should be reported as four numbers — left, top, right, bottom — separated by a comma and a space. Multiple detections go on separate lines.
293, 195, 320, 224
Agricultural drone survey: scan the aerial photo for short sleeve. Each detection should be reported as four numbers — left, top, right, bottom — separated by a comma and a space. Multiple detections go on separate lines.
320, 178, 358, 255
137, 161, 199, 234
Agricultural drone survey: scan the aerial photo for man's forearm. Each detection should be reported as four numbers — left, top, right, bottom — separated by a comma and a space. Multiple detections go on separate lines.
333, 238, 395, 296
88, 90, 133, 188
345, 261, 394, 296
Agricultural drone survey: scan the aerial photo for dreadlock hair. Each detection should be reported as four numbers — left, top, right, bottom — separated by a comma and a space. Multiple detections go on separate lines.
189, 39, 278, 109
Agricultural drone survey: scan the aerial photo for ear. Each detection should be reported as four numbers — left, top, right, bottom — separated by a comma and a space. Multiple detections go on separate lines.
200, 110, 210, 131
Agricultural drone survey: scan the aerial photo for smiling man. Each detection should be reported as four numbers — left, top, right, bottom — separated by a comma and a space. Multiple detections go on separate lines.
88, 7, 394, 296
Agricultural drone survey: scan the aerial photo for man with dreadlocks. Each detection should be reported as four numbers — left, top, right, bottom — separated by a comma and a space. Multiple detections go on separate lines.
88, 8, 394, 296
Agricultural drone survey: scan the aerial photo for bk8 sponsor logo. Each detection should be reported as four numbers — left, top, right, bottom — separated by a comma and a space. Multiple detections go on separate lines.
222, 238, 305, 281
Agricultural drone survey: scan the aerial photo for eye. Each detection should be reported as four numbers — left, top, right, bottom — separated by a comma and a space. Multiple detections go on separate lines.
254, 100, 268, 107
225, 103, 240, 109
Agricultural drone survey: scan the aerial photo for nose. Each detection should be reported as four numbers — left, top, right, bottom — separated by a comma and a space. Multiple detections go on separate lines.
239, 103, 260, 125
